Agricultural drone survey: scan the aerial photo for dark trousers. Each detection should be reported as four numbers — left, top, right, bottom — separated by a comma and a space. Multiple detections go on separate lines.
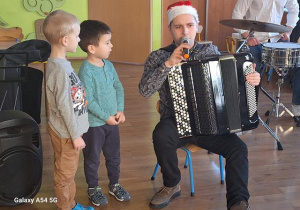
82, 125, 121, 188
290, 19, 300, 43
153, 117, 249, 208
292, 67, 300, 105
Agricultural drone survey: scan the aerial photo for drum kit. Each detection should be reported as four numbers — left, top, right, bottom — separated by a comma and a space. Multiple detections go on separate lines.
220, 19, 300, 150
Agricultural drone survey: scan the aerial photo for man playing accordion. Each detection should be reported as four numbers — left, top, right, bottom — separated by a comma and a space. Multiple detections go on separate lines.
139, 1, 260, 209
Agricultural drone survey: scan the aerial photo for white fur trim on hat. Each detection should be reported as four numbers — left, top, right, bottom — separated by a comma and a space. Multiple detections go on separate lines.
167, 5, 199, 25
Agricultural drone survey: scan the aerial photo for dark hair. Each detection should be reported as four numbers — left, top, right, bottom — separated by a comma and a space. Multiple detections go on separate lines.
78, 20, 112, 52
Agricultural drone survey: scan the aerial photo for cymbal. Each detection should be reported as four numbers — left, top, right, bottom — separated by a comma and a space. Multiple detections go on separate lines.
219, 19, 291, 33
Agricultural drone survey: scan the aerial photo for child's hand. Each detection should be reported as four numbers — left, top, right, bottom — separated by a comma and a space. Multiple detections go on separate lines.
72, 136, 86, 150
115, 111, 125, 123
106, 116, 118, 125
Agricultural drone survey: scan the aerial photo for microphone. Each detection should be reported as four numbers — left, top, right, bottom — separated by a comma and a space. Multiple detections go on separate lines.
181, 37, 190, 59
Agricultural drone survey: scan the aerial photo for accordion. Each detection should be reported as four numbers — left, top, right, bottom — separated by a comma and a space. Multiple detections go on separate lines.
168, 52, 259, 138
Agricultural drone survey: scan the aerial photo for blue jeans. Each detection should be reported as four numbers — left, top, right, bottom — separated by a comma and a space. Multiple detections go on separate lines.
153, 117, 249, 209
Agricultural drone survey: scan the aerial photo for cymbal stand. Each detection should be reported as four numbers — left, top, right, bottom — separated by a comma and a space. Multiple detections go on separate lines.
260, 67, 300, 124
235, 31, 254, 53
235, 34, 283, 150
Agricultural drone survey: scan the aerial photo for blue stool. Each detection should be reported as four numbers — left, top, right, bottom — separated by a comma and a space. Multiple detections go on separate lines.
151, 145, 225, 197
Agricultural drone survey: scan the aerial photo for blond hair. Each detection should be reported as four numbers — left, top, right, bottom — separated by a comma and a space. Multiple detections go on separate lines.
43, 10, 79, 44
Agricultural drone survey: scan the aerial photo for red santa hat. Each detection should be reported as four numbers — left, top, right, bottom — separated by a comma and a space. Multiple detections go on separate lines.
167, 1, 199, 25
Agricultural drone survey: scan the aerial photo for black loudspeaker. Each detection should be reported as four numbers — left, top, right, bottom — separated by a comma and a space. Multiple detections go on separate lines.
0, 110, 43, 206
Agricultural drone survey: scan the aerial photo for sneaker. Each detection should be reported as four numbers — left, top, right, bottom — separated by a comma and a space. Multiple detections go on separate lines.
108, 183, 131, 201
87, 186, 108, 206
72, 203, 94, 210
149, 184, 181, 209
230, 201, 250, 210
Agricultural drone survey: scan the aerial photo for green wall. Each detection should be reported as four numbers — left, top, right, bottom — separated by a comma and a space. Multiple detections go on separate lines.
0, 0, 88, 57
0, 0, 162, 57
152, 0, 162, 51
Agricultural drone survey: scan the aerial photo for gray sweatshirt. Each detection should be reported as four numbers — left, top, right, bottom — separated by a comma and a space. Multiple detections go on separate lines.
46, 58, 89, 140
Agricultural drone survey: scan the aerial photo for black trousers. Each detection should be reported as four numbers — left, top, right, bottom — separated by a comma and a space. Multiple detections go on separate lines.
82, 125, 121, 188
153, 117, 249, 208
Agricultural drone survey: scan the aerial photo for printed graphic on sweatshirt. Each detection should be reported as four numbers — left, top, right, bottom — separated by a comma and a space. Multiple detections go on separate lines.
69, 72, 88, 116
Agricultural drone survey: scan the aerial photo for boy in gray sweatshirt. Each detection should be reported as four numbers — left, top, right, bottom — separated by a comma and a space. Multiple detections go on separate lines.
43, 10, 93, 210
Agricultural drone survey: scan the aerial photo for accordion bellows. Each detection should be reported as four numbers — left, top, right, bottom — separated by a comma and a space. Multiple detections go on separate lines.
168, 53, 259, 138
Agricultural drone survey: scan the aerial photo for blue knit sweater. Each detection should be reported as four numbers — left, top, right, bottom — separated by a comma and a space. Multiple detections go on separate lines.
78, 59, 124, 127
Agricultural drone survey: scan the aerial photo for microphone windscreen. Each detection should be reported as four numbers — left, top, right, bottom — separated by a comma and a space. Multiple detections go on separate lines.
181, 37, 190, 44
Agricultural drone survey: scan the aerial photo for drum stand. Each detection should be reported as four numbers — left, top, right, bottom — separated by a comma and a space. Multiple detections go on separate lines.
260, 67, 300, 125
236, 34, 284, 150
258, 115, 283, 150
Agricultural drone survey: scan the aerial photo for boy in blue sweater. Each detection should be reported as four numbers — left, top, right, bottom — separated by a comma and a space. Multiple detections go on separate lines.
78, 20, 130, 207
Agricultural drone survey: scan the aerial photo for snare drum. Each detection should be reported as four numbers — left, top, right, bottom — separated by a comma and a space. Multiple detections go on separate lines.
262, 42, 300, 68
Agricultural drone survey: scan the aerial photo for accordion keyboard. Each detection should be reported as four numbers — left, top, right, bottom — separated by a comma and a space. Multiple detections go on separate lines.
168, 65, 192, 137
243, 62, 257, 118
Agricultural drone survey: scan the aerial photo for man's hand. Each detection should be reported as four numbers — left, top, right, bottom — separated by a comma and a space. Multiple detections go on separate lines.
246, 68, 261, 86
281, 32, 290, 41
241, 31, 260, 46
247, 37, 260, 46
281, 26, 293, 42
165, 42, 191, 67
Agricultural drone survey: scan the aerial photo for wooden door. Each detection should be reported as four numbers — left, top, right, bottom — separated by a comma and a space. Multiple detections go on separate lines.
207, 0, 237, 52
88, 0, 151, 64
